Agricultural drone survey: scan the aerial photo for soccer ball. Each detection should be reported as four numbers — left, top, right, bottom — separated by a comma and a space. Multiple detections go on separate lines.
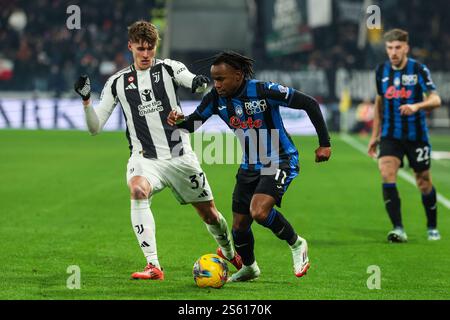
193, 254, 229, 288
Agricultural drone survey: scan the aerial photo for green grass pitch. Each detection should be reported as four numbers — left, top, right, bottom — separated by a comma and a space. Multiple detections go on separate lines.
1, 130, 449, 300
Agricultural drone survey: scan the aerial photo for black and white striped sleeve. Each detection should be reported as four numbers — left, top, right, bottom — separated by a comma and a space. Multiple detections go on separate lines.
163, 59, 196, 90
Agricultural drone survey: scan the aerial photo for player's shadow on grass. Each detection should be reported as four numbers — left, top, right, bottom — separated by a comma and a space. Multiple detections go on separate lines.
309, 229, 392, 246
322, 228, 420, 245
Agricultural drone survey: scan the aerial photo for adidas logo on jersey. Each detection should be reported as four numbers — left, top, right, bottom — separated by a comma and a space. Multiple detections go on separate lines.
198, 190, 208, 198
126, 83, 137, 90
140, 241, 150, 248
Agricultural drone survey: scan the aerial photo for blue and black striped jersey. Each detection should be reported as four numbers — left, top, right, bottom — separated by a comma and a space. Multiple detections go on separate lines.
192, 80, 300, 170
375, 58, 436, 142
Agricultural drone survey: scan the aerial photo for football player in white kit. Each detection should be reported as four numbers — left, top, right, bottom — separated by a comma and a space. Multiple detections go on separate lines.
74, 20, 241, 280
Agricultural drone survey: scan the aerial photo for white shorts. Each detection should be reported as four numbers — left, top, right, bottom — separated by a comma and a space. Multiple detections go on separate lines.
126, 151, 214, 204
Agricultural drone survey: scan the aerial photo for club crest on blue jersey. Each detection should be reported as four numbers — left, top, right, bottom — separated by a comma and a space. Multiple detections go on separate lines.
235, 105, 244, 117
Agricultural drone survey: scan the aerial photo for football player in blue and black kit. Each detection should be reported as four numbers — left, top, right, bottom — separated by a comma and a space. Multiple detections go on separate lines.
368, 29, 442, 242
168, 51, 331, 281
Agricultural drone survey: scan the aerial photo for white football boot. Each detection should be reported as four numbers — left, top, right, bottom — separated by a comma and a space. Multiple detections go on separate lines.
427, 229, 441, 241
228, 261, 261, 282
291, 236, 310, 277
387, 227, 408, 243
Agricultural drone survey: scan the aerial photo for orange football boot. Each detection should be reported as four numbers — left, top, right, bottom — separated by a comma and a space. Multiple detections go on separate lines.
131, 263, 164, 280
216, 247, 243, 270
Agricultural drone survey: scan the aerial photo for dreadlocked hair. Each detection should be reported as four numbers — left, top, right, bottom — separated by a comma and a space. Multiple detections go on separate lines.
212, 51, 255, 79
193, 51, 255, 79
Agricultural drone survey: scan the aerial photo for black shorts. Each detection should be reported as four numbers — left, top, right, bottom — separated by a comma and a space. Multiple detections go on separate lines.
232, 164, 299, 215
379, 138, 431, 172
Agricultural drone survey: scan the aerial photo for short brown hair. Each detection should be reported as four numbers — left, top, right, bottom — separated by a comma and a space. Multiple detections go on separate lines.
128, 20, 160, 46
384, 29, 409, 43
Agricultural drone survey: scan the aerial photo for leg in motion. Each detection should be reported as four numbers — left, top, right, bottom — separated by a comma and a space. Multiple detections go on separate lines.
379, 156, 407, 243
129, 176, 164, 280
192, 200, 242, 270
415, 170, 440, 240
250, 194, 309, 277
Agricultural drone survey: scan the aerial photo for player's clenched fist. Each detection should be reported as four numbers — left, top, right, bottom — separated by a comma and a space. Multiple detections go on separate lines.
167, 110, 185, 126
74, 75, 91, 101
315, 146, 331, 163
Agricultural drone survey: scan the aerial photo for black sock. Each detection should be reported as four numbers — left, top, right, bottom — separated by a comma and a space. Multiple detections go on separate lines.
422, 187, 437, 229
232, 228, 255, 266
260, 209, 297, 246
382, 183, 403, 229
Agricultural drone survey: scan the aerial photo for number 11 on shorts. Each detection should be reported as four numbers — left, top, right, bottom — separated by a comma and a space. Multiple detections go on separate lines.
275, 169, 287, 184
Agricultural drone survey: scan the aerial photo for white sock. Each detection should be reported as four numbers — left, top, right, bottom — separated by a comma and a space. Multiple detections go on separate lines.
205, 213, 234, 260
131, 199, 160, 268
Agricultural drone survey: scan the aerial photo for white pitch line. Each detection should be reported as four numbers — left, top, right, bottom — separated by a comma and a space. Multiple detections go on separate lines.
340, 133, 450, 209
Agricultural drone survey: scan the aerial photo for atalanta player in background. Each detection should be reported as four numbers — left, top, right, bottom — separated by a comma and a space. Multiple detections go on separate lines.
368, 29, 442, 242
168, 51, 331, 281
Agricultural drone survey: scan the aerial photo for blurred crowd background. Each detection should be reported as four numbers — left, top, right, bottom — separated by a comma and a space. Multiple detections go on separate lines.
0, 0, 449, 132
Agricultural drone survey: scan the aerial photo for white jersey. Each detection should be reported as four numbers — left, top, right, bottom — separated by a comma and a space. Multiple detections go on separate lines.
89, 59, 196, 159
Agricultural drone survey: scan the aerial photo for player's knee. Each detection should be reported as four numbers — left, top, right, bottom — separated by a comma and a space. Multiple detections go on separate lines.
249, 206, 268, 224
380, 168, 396, 182
418, 184, 431, 194
232, 213, 252, 231
130, 185, 149, 199
232, 220, 249, 232
416, 176, 432, 194
379, 160, 399, 182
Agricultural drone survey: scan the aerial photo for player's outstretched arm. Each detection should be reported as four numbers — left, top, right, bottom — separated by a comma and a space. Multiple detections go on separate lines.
167, 110, 185, 126
167, 91, 215, 132
315, 146, 331, 163
74, 75, 100, 134
164, 59, 209, 93
167, 110, 205, 133
287, 90, 331, 162
74, 75, 91, 102
74, 75, 117, 135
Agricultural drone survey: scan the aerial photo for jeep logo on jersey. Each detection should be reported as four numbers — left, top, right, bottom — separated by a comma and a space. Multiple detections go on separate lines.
235, 105, 244, 117
244, 99, 267, 115
141, 89, 152, 102
152, 71, 161, 83
402, 74, 418, 86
